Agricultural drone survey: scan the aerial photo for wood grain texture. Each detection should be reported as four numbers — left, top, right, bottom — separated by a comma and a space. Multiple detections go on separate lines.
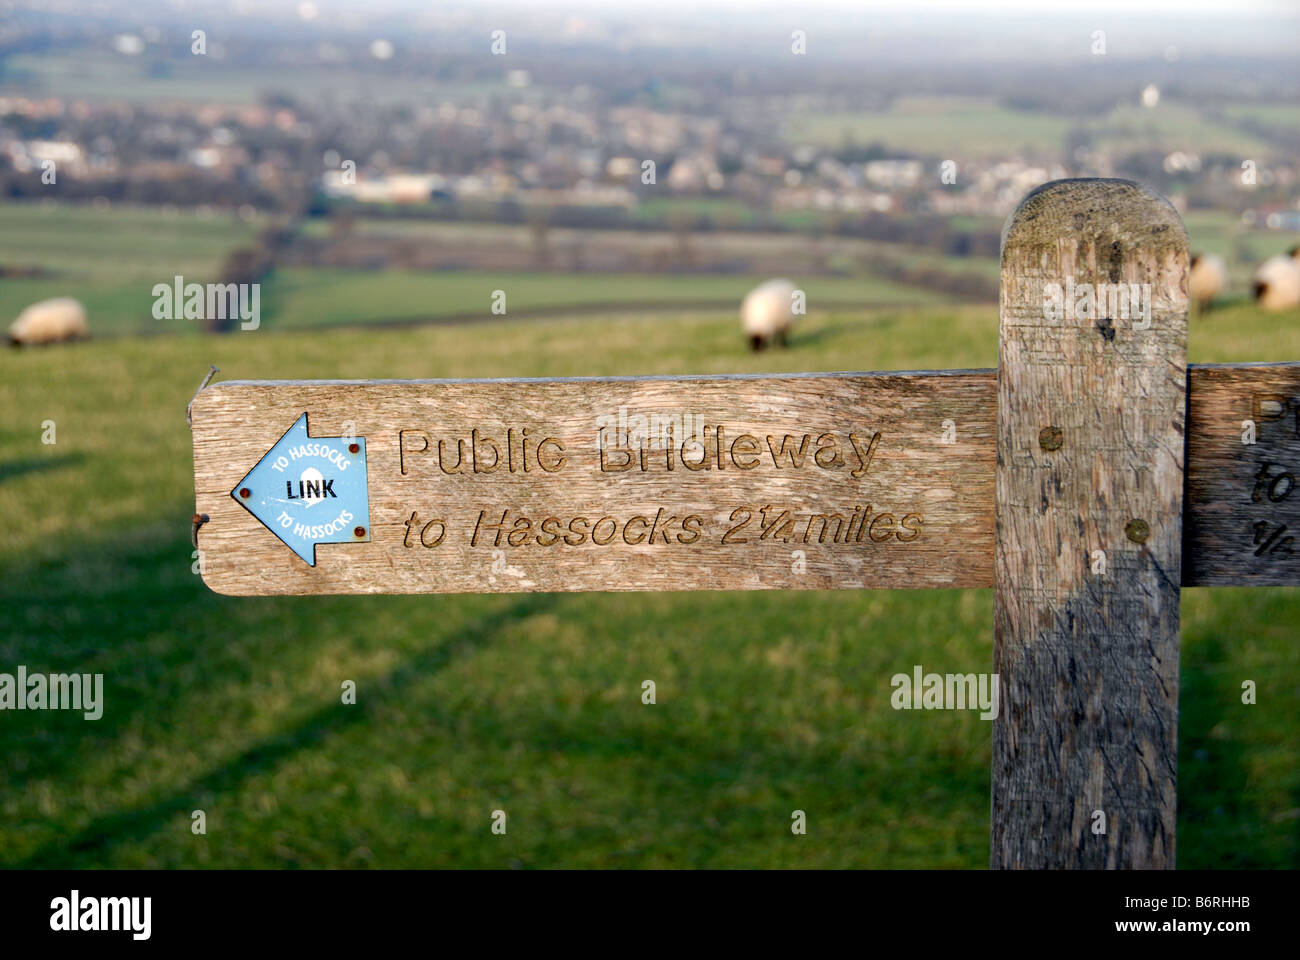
1185, 362, 1300, 585
190, 371, 996, 595
991, 178, 1188, 869
190, 362, 1300, 597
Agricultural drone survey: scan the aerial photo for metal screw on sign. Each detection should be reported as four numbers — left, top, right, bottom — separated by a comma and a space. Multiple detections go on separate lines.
1126, 519, 1150, 544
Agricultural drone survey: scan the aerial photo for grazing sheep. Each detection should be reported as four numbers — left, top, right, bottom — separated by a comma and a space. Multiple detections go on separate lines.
1252, 256, 1300, 312
740, 278, 798, 350
1188, 252, 1227, 309
7, 297, 89, 346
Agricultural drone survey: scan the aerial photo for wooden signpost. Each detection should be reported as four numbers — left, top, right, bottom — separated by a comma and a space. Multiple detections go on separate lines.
192, 372, 995, 594
994, 180, 1186, 870
189, 179, 1300, 868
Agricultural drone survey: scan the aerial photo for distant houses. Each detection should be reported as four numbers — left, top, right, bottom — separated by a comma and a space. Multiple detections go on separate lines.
320, 169, 636, 211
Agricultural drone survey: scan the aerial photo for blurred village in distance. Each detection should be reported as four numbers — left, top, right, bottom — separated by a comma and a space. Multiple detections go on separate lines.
1, 0, 1298, 336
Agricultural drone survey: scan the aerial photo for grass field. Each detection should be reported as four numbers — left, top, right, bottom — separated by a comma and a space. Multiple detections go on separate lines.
784, 96, 1075, 157
0, 51, 502, 106
261, 268, 950, 330
0, 203, 267, 337
1, 301, 1297, 868
1181, 210, 1297, 288
0, 203, 266, 282
0, 203, 958, 336
784, 96, 1281, 159
7, 202, 1292, 341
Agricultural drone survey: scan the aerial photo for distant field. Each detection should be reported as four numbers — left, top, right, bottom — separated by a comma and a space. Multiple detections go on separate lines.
0, 51, 503, 106
784, 96, 1072, 157
0, 203, 265, 282
3, 203, 1295, 340
1181, 210, 1297, 288
0, 202, 267, 336
785, 96, 1283, 158
0, 301, 1296, 867
260, 268, 952, 330
1092, 102, 1278, 158
0, 203, 963, 335
1221, 102, 1300, 135
634, 197, 759, 225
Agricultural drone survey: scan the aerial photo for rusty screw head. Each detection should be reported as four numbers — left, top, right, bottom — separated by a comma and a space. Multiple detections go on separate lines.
348, 443, 360, 454
354, 526, 367, 538
1038, 426, 1063, 451
239, 488, 251, 499
1125, 519, 1150, 544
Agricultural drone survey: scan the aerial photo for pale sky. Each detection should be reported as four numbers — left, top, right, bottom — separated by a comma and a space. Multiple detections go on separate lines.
500, 0, 1295, 12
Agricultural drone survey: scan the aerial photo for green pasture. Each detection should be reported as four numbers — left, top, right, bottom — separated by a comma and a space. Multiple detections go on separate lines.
5, 202, 1294, 340
1093, 102, 1278, 158
785, 96, 1285, 158
0, 51, 502, 106
784, 96, 1074, 157
0, 203, 266, 337
259, 268, 949, 330
1, 301, 1296, 867
0, 202, 958, 336
1181, 210, 1297, 289
0, 203, 265, 281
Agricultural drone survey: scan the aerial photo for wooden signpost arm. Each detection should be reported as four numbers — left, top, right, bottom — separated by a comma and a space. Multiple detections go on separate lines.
992, 179, 1188, 868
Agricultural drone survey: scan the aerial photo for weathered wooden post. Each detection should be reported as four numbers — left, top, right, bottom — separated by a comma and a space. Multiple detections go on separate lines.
992, 179, 1189, 868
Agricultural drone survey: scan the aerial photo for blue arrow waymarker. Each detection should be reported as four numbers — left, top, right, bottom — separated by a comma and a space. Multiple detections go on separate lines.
231, 414, 371, 566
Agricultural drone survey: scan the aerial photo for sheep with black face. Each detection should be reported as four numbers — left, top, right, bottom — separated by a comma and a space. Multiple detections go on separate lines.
1252, 254, 1300, 312
1188, 252, 1227, 310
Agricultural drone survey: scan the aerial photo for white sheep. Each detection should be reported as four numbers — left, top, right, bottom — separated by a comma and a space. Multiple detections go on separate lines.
1252, 255, 1300, 312
7, 297, 89, 346
740, 278, 798, 350
1188, 252, 1227, 309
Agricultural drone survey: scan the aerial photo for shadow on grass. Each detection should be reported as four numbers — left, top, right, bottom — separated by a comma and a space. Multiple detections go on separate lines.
1177, 621, 1297, 868
18, 592, 554, 867
1, 502, 555, 867
0, 451, 86, 484
3, 504, 1294, 867
787, 321, 851, 348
